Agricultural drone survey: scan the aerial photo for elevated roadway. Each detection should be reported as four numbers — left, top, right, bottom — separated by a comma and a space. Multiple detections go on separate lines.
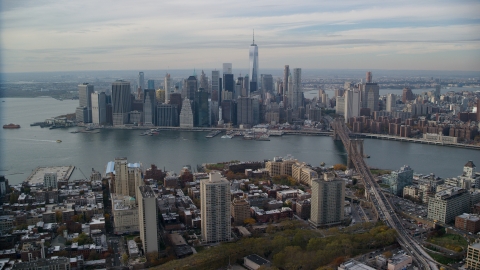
333, 120, 439, 270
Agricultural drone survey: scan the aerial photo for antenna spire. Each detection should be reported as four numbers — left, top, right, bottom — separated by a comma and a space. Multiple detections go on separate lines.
253, 29, 255, 44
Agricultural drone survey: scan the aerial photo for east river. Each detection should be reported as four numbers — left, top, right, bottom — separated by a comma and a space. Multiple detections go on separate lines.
1, 97, 479, 185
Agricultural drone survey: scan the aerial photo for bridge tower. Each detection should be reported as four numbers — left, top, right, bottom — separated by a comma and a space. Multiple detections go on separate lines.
332, 121, 341, 140
347, 139, 364, 169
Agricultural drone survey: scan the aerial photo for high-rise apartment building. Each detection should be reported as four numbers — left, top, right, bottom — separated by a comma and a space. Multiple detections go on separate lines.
309, 174, 345, 227
91, 92, 106, 125
113, 158, 143, 199
138, 72, 144, 92
466, 242, 480, 269
143, 89, 156, 126
43, 173, 57, 189
200, 172, 231, 244
386, 93, 396, 112
249, 33, 259, 92
344, 89, 360, 123
77, 83, 94, 123
112, 81, 131, 126
138, 186, 159, 254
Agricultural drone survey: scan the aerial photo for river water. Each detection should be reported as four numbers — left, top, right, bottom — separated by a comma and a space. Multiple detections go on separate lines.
1, 97, 478, 184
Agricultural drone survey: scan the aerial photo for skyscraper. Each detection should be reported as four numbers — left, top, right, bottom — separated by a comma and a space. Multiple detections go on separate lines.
261, 74, 273, 95
91, 92, 106, 125
249, 31, 259, 92
292, 68, 302, 110
344, 89, 360, 123
143, 89, 156, 126
138, 72, 144, 92
366, 71, 372, 83
78, 83, 94, 123
164, 73, 173, 102
111, 81, 131, 126
156, 104, 178, 126
147, 80, 155, 90
309, 174, 345, 227
211, 70, 220, 102
138, 186, 159, 254
113, 157, 143, 199
223, 74, 235, 96
402, 87, 414, 103
237, 97, 253, 126
199, 70, 208, 91
186, 75, 197, 101
200, 172, 231, 244
179, 98, 194, 128
283, 65, 290, 98
194, 88, 210, 127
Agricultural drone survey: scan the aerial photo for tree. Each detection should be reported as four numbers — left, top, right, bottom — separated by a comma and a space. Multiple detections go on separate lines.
121, 253, 129, 265
333, 164, 347, 171
383, 251, 393, 258
55, 211, 63, 223
244, 218, 256, 225
57, 225, 67, 235
88, 250, 99, 261
9, 193, 19, 204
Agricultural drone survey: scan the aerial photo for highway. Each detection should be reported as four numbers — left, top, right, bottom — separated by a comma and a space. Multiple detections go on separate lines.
333, 120, 439, 270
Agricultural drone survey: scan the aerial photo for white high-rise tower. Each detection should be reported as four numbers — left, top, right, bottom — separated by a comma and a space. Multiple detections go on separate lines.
249, 30, 259, 93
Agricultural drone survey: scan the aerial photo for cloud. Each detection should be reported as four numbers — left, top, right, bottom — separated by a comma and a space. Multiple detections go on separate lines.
1, 0, 480, 72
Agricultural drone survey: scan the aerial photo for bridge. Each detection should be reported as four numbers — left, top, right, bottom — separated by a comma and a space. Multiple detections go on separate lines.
332, 120, 439, 270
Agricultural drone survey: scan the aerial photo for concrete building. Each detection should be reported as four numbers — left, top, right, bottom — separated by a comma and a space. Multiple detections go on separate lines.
265, 156, 297, 177
309, 174, 345, 227
200, 172, 231, 244
143, 89, 156, 126
360, 83, 379, 112
138, 186, 159, 254
427, 187, 470, 223
292, 162, 318, 186
336, 96, 345, 116
91, 92, 106, 125
231, 198, 250, 226
467, 242, 480, 270
43, 172, 57, 189
387, 254, 412, 270
111, 80, 131, 126
179, 98, 194, 128
382, 165, 414, 196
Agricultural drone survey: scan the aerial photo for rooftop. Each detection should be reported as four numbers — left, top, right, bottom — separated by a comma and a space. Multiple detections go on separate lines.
245, 254, 270, 266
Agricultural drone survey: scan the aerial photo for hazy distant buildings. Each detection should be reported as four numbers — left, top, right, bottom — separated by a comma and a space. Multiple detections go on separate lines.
194, 89, 210, 127
156, 104, 178, 126
283, 65, 289, 98
186, 75, 197, 101
309, 174, 345, 227
164, 73, 173, 102
237, 97, 254, 126
261, 74, 273, 94
360, 82, 379, 113
223, 63, 232, 75
249, 34, 259, 92
402, 87, 414, 103
386, 93, 396, 112
112, 80, 131, 126
200, 172, 231, 244
211, 70, 220, 102
147, 79, 155, 90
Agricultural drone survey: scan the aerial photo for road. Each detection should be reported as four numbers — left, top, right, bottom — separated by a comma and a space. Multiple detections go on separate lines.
333, 120, 439, 270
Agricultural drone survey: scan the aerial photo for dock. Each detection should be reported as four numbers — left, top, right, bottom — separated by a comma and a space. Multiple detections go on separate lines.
25, 165, 75, 186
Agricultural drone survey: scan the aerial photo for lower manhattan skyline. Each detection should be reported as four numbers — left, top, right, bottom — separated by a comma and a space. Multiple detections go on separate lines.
1, 0, 480, 73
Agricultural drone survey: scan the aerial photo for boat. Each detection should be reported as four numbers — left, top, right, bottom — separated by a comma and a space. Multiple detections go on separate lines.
221, 135, 233, 139
56, 140, 62, 143
3, 123, 21, 129
320, 162, 326, 166
364, 155, 370, 158
256, 134, 270, 141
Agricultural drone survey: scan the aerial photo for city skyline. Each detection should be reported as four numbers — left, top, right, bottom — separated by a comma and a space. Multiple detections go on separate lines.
1, 0, 480, 73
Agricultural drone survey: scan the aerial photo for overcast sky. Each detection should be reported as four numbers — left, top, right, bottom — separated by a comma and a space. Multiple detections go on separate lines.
1, 0, 480, 73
